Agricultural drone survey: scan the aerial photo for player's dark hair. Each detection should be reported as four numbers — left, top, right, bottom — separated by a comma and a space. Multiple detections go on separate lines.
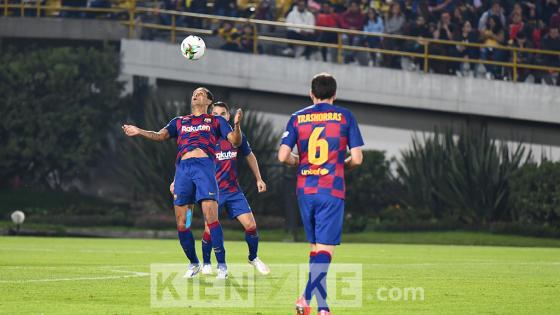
197, 87, 214, 102
311, 73, 337, 100
212, 101, 230, 111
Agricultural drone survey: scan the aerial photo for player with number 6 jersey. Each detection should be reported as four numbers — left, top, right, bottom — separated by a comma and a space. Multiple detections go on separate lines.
278, 73, 364, 315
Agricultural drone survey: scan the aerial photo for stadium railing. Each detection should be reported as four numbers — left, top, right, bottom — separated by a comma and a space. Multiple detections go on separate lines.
3, 0, 560, 82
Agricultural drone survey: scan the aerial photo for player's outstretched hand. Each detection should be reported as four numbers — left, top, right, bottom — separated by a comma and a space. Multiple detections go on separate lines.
256, 179, 267, 193
122, 124, 140, 137
234, 108, 243, 125
169, 181, 175, 195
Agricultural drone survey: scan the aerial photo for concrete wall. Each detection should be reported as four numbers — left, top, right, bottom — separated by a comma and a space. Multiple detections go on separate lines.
0, 17, 128, 41
121, 39, 560, 125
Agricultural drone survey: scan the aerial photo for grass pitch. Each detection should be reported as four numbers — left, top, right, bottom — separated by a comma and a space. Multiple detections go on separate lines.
1, 236, 560, 314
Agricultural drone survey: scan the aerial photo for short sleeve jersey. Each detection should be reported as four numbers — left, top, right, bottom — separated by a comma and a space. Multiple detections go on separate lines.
165, 114, 233, 163
215, 134, 252, 193
281, 103, 364, 199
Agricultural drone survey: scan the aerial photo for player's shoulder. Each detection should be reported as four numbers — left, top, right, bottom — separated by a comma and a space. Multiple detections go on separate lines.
291, 104, 316, 116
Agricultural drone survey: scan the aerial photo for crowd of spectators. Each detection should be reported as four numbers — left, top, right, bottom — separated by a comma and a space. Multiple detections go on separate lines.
8, 0, 560, 84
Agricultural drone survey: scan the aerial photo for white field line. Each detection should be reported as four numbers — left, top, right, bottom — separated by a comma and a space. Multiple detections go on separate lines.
0, 269, 149, 284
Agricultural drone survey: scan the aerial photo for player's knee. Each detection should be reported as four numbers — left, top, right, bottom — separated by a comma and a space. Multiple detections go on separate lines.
244, 222, 257, 232
176, 216, 186, 231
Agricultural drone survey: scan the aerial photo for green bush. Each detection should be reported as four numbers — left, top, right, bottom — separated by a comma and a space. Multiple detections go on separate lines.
397, 127, 531, 224
509, 161, 560, 227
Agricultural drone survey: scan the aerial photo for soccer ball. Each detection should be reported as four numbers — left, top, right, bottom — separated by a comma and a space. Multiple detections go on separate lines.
180, 35, 206, 60
11, 210, 25, 225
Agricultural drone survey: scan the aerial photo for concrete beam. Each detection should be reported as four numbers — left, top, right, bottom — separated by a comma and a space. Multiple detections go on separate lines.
121, 38, 560, 125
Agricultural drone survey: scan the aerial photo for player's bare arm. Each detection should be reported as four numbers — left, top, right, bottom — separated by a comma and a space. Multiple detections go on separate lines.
226, 109, 243, 147
122, 125, 170, 142
344, 147, 364, 170
245, 152, 267, 193
278, 144, 299, 167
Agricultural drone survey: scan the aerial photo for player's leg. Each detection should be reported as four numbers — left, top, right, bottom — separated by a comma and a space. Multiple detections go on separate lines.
295, 195, 316, 315
200, 222, 213, 274
192, 157, 227, 279
173, 161, 200, 278
308, 196, 345, 314
237, 212, 270, 275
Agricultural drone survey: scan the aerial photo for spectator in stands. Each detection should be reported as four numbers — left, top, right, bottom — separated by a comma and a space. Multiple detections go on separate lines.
480, 15, 507, 79
431, 11, 456, 74
384, 1, 407, 68
60, 0, 87, 18
543, 0, 559, 26
338, 1, 365, 63
478, 0, 506, 32
539, 25, 560, 84
238, 24, 261, 53
214, 0, 238, 17
255, 0, 277, 21
405, 14, 432, 69
510, 31, 536, 82
550, 7, 560, 28
428, 0, 455, 17
285, 0, 316, 58
316, 2, 339, 61
509, 11, 525, 42
217, 21, 240, 51
188, 0, 208, 28
363, 8, 384, 65
453, 20, 480, 75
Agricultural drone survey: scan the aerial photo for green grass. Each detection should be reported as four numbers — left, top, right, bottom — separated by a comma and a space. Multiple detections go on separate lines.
1, 236, 560, 314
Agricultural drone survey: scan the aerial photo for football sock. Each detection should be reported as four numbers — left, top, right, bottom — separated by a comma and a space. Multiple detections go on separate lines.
314, 251, 332, 312
245, 228, 259, 261
304, 251, 317, 304
208, 221, 226, 268
177, 228, 199, 264
201, 231, 212, 265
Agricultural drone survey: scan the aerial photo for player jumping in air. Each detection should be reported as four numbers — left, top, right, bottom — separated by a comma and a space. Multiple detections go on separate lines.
278, 73, 364, 315
123, 87, 243, 280
170, 101, 271, 275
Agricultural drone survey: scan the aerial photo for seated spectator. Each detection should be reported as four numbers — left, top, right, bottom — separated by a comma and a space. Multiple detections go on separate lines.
509, 31, 536, 82
316, 2, 339, 61
478, 0, 506, 33
480, 15, 507, 79
384, 1, 407, 68
405, 15, 431, 69
214, 0, 237, 17
509, 12, 525, 42
550, 7, 560, 28
254, 0, 277, 21
431, 11, 456, 74
453, 20, 480, 75
338, 0, 365, 63
285, 0, 316, 58
238, 24, 262, 53
428, 0, 455, 17
217, 21, 241, 51
363, 8, 384, 65
539, 25, 560, 85
188, 0, 208, 28
543, 0, 559, 26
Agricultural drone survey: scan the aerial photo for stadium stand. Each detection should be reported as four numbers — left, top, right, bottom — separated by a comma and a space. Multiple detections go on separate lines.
2, 0, 560, 84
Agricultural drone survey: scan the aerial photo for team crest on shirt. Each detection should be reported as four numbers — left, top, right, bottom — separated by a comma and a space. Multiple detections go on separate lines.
204, 118, 212, 123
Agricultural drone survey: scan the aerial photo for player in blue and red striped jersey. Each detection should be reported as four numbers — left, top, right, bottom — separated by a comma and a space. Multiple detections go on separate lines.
123, 87, 243, 280
278, 73, 364, 315
171, 102, 271, 275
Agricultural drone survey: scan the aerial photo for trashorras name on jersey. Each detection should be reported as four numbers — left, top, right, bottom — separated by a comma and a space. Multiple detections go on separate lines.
216, 151, 238, 161
181, 125, 211, 133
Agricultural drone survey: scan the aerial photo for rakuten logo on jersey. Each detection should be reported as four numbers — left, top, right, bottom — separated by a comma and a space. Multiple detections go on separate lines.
181, 125, 211, 133
216, 151, 237, 161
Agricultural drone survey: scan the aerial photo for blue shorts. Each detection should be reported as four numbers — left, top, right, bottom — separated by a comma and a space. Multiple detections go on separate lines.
173, 158, 218, 206
297, 194, 345, 245
219, 190, 252, 219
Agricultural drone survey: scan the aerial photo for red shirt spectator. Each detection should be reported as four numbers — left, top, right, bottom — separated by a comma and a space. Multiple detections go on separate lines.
550, 8, 560, 28
337, 1, 365, 30
316, 3, 338, 28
